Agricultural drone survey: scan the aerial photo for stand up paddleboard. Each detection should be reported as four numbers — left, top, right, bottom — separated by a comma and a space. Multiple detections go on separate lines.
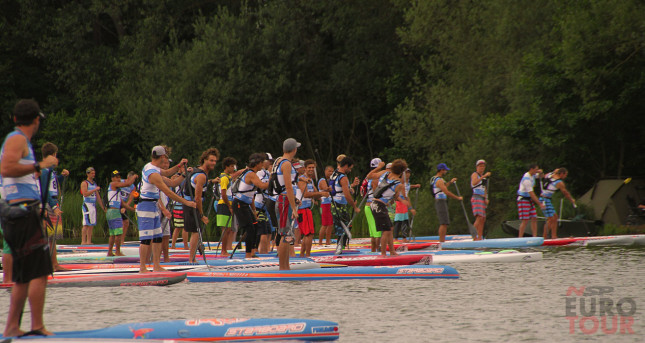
0, 272, 186, 288
186, 264, 459, 282
0, 318, 340, 341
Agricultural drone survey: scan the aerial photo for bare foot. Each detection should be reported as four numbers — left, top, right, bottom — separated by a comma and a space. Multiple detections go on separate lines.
139, 268, 150, 273
153, 267, 168, 272
107, 252, 114, 257
3, 328, 26, 337
390, 252, 399, 256
54, 266, 70, 272
115, 251, 125, 256
36, 327, 54, 336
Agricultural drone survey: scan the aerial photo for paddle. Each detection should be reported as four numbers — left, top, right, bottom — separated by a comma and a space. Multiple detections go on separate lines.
334, 195, 367, 255
453, 181, 478, 239
408, 187, 419, 242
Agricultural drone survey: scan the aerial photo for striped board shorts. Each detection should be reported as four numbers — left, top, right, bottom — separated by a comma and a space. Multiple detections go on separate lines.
471, 195, 487, 218
136, 200, 162, 240
540, 197, 556, 218
517, 199, 537, 220
172, 207, 184, 229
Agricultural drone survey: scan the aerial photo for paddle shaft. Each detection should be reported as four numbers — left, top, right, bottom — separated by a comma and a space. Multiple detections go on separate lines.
453, 181, 478, 239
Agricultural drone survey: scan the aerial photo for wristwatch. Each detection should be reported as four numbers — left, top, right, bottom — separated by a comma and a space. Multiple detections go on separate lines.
34, 163, 41, 173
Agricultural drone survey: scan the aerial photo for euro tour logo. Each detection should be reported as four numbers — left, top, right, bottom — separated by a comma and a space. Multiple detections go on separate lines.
565, 286, 636, 334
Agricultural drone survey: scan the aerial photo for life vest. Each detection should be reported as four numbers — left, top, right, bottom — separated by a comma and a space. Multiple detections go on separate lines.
430, 176, 447, 200
373, 172, 400, 205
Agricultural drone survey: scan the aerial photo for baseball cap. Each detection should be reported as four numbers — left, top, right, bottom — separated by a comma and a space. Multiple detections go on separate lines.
86, 167, 95, 174
336, 154, 346, 163
437, 163, 450, 171
151, 145, 167, 157
476, 159, 486, 167
112, 170, 121, 177
13, 99, 45, 125
283, 138, 301, 152
265, 152, 274, 161
293, 160, 303, 169
370, 158, 382, 168
386, 163, 392, 169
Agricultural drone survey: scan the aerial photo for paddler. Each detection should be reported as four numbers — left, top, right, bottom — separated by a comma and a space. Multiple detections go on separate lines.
275, 138, 300, 270
538, 168, 576, 239
470, 159, 491, 240
330, 156, 360, 251
430, 163, 462, 242
317, 165, 334, 245
119, 171, 138, 245
297, 159, 328, 257
516, 164, 545, 237
106, 170, 137, 256
231, 153, 269, 258
1, 99, 58, 336
39, 142, 69, 271
253, 153, 276, 254
216, 157, 237, 256
363, 158, 382, 252
366, 159, 414, 256
137, 145, 195, 273
393, 168, 419, 241
183, 148, 220, 263
80, 166, 105, 245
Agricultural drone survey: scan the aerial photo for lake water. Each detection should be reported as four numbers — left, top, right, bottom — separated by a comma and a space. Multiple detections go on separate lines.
1, 245, 643, 342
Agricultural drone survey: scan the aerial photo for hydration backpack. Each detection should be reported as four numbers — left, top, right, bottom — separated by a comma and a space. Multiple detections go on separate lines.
328, 170, 345, 197
373, 172, 400, 199
266, 158, 286, 196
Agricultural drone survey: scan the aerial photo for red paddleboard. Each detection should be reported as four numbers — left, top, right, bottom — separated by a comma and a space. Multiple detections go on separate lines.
311, 254, 432, 266
0, 272, 186, 288
542, 238, 580, 246
352, 242, 439, 251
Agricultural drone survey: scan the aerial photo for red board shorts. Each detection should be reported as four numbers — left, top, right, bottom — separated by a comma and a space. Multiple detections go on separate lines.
297, 208, 315, 236
320, 203, 333, 226
517, 199, 537, 220
471, 195, 487, 218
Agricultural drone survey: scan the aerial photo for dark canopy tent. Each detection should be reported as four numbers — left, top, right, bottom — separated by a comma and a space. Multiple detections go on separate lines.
578, 178, 645, 226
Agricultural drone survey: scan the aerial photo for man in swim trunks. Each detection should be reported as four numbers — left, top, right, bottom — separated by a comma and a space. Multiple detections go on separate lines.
106, 170, 138, 256
80, 166, 105, 244
516, 164, 545, 237
431, 163, 462, 242
297, 159, 328, 257
275, 138, 300, 270
317, 165, 334, 246
137, 146, 196, 273
538, 168, 576, 239
183, 148, 219, 262
1, 99, 58, 337
39, 142, 69, 271
470, 159, 491, 240
363, 158, 382, 252
366, 159, 413, 256
330, 156, 361, 252
216, 157, 237, 256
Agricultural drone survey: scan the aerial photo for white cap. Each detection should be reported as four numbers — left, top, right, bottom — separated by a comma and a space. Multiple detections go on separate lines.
386, 163, 392, 169
370, 158, 382, 168
266, 152, 273, 161
152, 145, 167, 157
476, 159, 486, 167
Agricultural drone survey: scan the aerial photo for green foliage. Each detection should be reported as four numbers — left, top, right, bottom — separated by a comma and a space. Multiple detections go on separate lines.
2, 0, 644, 237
